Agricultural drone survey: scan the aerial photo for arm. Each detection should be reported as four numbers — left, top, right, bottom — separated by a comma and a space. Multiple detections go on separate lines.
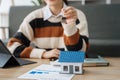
62, 7, 89, 52
7, 13, 46, 58
7, 9, 60, 59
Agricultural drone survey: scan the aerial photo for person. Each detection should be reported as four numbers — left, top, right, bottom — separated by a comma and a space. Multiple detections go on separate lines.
7, 0, 89, 59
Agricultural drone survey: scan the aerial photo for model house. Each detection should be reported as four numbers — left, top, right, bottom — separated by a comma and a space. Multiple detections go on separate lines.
58, 51, 85, 74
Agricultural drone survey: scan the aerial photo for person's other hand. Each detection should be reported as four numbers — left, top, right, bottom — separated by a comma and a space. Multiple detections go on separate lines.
62, 6, 77, 24
42, 49, 60, 59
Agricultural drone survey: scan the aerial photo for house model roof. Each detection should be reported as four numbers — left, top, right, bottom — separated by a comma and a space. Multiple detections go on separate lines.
58, 51, 85, 63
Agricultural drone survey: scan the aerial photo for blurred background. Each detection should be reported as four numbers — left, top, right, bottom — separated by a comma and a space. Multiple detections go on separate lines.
0, 0, 120, 40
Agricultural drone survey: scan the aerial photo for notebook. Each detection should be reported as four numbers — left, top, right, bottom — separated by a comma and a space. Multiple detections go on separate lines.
84, 55, 109, 67
0, 40, 36, 68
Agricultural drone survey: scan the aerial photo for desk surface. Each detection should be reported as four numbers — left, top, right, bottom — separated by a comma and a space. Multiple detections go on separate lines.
0, 58, 120, 80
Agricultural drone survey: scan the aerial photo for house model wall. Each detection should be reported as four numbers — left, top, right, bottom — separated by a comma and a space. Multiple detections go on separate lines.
58, 51, 84, 74
60, 63, 83, 74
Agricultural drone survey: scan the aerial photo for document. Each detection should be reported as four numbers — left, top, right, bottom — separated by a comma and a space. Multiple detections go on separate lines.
18, 64, 74, 80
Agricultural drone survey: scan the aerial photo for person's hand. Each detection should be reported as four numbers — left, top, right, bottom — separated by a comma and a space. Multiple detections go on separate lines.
42, 49, 60, 59
62, 6, 77, 24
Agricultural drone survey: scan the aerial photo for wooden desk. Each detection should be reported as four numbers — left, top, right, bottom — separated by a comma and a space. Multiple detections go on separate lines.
0, 58, 120, 80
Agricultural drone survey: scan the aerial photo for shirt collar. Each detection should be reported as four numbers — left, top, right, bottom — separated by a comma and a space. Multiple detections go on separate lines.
43, 3, 67, 21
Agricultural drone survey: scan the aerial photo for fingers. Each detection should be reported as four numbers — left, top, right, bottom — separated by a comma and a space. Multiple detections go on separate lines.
53, 49, 60, 55
63, 7, 75, 13
52, 53, 59, 58
51, 49, 60, 57
62, 6, 77, 18
42, 49, 60, 59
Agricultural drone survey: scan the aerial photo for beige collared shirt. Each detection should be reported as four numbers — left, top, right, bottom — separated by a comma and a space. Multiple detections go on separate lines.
43, 3, 67, 21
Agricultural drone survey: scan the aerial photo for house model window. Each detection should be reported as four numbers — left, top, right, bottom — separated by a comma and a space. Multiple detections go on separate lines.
75, 66, 79, 72
63, 66, 68, 71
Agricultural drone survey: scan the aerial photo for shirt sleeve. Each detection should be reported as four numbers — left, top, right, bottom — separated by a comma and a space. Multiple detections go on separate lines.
7, 10, 46, 59
62, 9, 89, 52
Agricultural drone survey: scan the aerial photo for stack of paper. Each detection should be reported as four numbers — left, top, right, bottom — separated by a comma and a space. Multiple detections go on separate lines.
18, 64, 74, 80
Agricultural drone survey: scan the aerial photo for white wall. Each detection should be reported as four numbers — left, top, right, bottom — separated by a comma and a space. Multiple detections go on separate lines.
0, 0, 36, 39
14, 0, 34, 6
